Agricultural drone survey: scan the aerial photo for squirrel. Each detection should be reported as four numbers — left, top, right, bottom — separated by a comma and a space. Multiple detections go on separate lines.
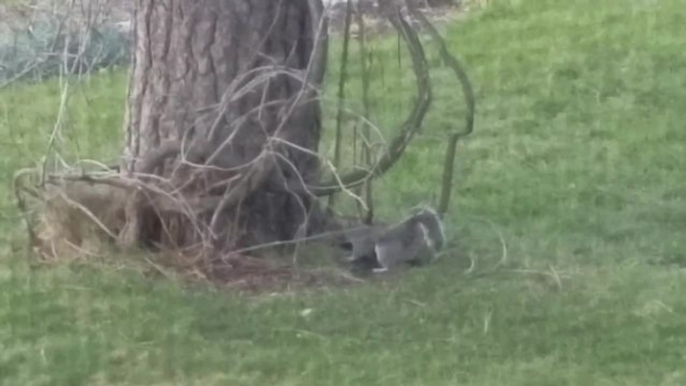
344, 207, 446, 273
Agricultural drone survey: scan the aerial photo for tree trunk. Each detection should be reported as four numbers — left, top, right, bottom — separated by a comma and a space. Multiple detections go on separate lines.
426, 0, 456, 7
121, 0, 328, 253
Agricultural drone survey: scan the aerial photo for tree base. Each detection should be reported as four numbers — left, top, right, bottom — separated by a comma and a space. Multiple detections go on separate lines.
14, 168, 368, 292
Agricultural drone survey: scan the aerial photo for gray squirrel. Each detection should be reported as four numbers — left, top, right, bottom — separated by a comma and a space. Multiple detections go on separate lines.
344, 207, 446, 273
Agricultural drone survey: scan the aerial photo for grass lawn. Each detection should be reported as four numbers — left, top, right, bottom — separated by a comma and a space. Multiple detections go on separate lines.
1, 0, 686, 384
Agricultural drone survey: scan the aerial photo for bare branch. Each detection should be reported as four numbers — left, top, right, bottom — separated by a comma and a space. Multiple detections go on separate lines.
405, 1, 476, 216
310, 3, 433, 196
328, 0, 354, 209
355, 2, 375, 224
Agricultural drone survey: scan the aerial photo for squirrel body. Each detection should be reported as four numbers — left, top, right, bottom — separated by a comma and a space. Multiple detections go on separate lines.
345, 207, 445, 273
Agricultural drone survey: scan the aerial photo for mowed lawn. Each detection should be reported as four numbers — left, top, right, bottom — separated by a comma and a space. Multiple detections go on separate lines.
1, 0, 686, 385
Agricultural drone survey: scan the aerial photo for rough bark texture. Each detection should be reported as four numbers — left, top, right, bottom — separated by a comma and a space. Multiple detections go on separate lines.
426, 0, 456, 6
122, 0, 327, 252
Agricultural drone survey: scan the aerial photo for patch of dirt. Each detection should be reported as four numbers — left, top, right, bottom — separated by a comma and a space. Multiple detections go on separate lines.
147, 251, 368, 295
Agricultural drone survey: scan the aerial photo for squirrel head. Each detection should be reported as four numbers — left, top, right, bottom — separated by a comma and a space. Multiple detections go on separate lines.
409, 205, 439, 218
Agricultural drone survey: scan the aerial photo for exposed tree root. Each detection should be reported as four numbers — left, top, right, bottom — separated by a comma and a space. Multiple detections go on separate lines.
14, 166, 364, 292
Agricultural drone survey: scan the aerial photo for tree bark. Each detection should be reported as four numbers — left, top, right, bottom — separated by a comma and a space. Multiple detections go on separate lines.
425, 0, 457, 8
121, 0, 328, 252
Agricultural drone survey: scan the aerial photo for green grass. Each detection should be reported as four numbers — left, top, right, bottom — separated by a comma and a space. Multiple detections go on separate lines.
2, 0, 686, 384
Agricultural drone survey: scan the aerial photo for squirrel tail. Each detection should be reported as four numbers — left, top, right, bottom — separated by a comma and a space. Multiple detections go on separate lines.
413, 208, 446, 251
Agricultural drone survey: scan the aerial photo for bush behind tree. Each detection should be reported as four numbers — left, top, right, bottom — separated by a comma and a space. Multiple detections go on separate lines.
0, 17, 130, 84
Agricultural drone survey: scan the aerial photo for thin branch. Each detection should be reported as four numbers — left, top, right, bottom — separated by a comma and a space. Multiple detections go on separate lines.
406, 1, 476, 216
355, 3, 375, 224
309, 3, 433, 196
328, 0, 354, 209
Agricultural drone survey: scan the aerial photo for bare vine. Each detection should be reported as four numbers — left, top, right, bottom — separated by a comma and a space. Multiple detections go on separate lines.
328, 0, 354, 209
309, 0, 433, 196
406, 0, 476, 217
355, 2, 376, 224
